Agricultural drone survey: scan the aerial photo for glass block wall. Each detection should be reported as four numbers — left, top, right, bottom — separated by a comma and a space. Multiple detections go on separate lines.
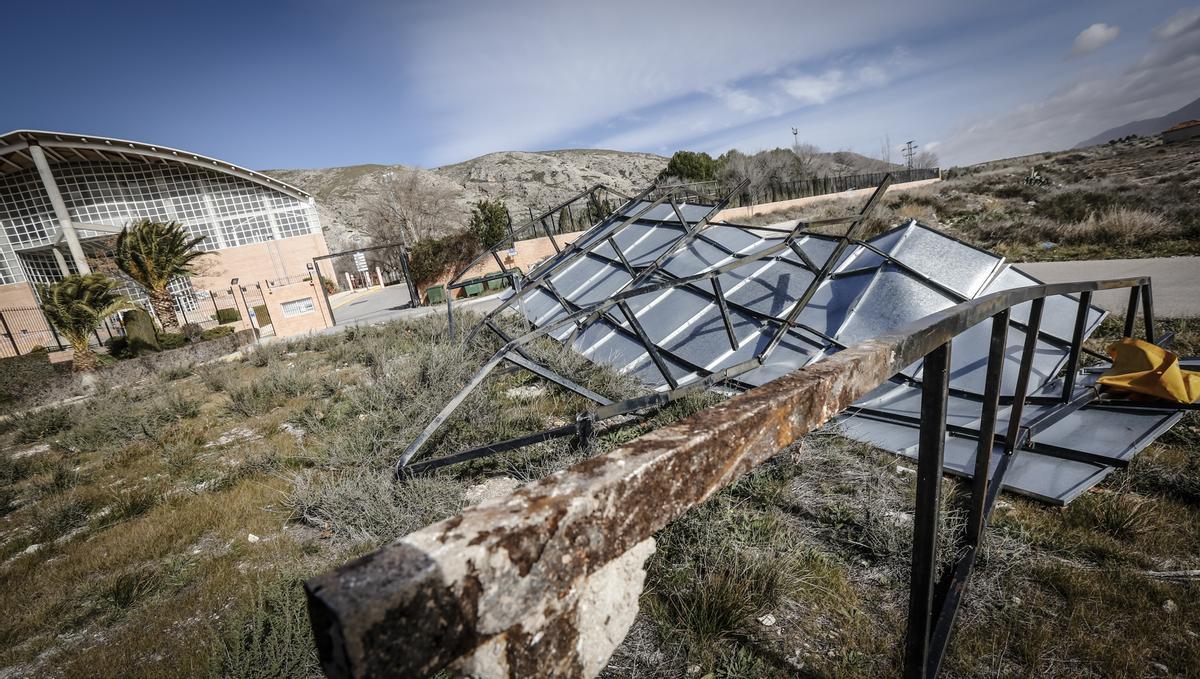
0, 159, 320, 286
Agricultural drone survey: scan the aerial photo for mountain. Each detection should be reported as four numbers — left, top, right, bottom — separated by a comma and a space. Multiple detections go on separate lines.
264, 147, 902, 250
1075, 96, 1200, 148
264, 149, 668, 249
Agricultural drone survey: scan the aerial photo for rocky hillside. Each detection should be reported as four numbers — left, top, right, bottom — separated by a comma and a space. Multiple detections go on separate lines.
1075, 95, 1200, 148
264, 149, 668, 249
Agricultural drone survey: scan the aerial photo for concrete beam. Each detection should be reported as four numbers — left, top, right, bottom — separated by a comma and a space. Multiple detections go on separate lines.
28, 144, 90, 275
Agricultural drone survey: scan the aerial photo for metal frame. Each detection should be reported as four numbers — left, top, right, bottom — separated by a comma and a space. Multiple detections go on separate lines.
309, 271, 1185, 679
901, 276, 1164, 678
397, 174, 1147, 475
395, 177, 885, 473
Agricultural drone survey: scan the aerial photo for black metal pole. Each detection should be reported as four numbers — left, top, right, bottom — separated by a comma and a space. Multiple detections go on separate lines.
1141, 281, 1156, 343
1061, 291, 1092, 402
0, 310, 17, 355
1123, 286, 1140, 337
968, 310, 1008, 545
905, 341, 952, 679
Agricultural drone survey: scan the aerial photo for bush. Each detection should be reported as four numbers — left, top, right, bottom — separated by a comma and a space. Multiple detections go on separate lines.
181, 323, 203, 342
409, 232, 481, 289
468, 198, 510, 246
13, 406, 74, 443
201, 325, 235, 341
216, 308, 241, 324
0, 348, 65, 407
1034, 190, 1116, 223
659, 150, 719, 182
158, 332, 187, 350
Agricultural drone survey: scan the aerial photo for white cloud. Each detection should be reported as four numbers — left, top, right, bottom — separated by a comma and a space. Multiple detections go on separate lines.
940, 11, 1200, 165
1155, 6, 1200, 40
377, 0, 966, 164
1071, 22, 1119, 56
709, 86, 768, 116
778, 70, 847, 105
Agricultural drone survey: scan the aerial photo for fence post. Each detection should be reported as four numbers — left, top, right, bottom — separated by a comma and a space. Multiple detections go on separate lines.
0, 310, 17, 355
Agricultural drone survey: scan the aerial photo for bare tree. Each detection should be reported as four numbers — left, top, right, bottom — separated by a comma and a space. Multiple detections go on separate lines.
913, 150, 940, 170
879, 134, 893, 166
358, 168, 460, 248
791, 141, 821, 178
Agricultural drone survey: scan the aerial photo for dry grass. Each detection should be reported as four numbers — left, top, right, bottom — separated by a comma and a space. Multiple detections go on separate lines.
2, 309, 1197, 677
737, 139, 1200, 262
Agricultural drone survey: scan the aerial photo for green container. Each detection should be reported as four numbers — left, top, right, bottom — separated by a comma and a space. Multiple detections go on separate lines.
464, 282, 484, 297
487, 277, 506, 291
426, 285, 445, 304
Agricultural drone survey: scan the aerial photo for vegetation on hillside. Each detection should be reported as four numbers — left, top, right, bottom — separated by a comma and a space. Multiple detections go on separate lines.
742, 136, 1200, 261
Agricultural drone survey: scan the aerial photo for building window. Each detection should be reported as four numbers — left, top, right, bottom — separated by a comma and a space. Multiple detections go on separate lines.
280, 297, 315, 317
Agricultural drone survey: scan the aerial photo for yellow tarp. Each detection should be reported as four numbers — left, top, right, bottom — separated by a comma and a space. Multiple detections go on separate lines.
1097, 338, 1200, 404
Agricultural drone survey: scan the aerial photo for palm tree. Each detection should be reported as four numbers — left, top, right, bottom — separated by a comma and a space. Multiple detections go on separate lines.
114, 219, 207, 331
39, 274, 135, 372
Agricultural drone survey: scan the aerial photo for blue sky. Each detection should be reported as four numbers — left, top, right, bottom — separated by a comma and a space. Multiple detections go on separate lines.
5, 1, 1199, 170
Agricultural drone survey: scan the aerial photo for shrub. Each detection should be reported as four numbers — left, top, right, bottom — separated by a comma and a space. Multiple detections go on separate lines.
14, 406, 73, 443
158, 332, 187, 350
468, 198, 510, 246
408, 232, 481, 289
1055, 208, 1176, 244
181, 323, 203, 342
1034, 190, 1116, 223
210, 576, 320, 678
104, 336, 136, 360
0, 349, 64, 408
201, 325, 235, 341
216, 308, 241, 324
659, 150, 719, 182
251, 305, 272, 328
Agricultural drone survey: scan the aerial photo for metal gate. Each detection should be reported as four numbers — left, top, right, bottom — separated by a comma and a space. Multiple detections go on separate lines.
311, 243, 418, 326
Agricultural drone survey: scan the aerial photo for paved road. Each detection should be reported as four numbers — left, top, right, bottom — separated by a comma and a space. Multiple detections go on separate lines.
1015, 256, 1200, 318
329, 284, 413, 325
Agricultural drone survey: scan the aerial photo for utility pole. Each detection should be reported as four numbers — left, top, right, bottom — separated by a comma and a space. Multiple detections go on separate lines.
902, 140, 918, 170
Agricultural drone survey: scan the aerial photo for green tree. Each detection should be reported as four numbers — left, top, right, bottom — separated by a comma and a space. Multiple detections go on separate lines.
38, 274, 135, 372
114, 220, 207, 332
468, 199, 510, 246
659, 151, 719, 182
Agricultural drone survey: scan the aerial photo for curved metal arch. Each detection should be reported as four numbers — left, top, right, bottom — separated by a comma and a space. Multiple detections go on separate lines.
0, 129, 313, 203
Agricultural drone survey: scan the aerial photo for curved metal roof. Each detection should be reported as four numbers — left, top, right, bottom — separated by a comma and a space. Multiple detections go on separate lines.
0, 129, 311, 202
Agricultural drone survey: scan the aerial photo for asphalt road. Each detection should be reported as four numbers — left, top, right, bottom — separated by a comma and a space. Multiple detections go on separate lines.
329, 284, 413, 325
1015, 256, 1200, 318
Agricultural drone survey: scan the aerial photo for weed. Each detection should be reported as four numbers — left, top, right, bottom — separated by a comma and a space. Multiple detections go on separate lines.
198, 364, 236, 392
109, 486, 162, 522
101, 565, 164, 610
13, 406, 73, 443
226, 370, 319, 417
159, 365, 194, 382
31, 493, 96, 542
211, 576, 320, 679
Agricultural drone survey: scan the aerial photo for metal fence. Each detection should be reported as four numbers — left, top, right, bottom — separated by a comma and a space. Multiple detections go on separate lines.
650, 167, 940, 208
0, 305, 123, 358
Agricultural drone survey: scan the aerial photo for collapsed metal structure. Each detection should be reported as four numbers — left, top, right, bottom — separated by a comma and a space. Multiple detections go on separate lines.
397, 176, 1191, 504
310, 174, 1198, 678
310, 272, 1187, 679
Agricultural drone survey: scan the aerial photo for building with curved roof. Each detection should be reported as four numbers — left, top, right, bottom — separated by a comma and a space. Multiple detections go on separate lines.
0, 130, 328, 311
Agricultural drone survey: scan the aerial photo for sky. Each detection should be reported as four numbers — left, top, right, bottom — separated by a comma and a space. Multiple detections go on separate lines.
4, 1, 1199, 171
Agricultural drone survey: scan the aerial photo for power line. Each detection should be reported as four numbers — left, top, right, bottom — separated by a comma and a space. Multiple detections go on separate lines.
902, 140, 918, 169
